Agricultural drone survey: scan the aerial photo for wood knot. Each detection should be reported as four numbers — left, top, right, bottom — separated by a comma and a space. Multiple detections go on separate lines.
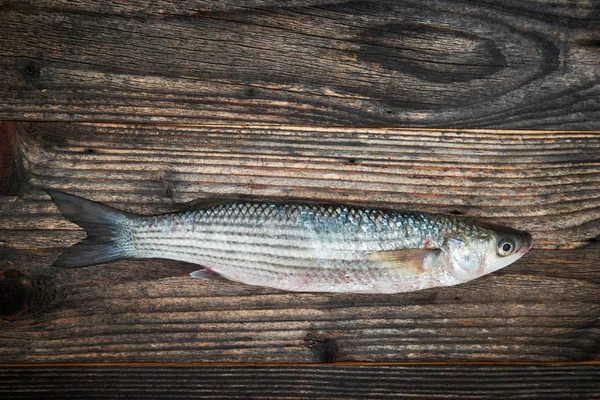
22, 62, 42, 81
305, 335, 340, 363
160, 171, 177, 200
0, 269, 48, 320
356, 23, 506, 84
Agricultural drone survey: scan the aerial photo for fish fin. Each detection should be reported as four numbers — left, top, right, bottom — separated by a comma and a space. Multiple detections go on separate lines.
368, 249, 439, 275
189, 269, 230, 282
46, 189, 136, 268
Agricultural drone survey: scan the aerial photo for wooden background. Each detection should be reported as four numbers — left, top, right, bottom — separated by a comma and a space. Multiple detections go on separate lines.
1, 0, 599, 398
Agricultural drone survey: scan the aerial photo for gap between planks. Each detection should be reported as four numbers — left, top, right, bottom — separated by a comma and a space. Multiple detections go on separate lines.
2, 361, 600, 368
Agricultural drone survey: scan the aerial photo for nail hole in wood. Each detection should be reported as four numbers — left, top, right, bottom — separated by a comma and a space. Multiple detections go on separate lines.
22, 62, 41, 80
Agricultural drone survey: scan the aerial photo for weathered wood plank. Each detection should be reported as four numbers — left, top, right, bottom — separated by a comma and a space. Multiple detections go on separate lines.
0, 1, 598, 127
0, 122, 599, 363
4, 122, 599, 248
1, 365, 599, 399
1, 242, 599, 363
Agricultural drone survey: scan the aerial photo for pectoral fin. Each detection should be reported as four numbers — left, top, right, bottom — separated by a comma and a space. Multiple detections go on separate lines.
368, 249, 439, 275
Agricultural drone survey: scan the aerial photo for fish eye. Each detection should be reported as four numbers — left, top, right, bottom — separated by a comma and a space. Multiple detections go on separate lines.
497, 239, 515, 257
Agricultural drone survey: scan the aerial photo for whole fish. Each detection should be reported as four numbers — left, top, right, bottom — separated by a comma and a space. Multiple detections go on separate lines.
47, 190, 532, 293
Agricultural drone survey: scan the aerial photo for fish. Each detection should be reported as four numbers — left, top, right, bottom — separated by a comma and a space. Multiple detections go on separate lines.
46, 189, 533, 293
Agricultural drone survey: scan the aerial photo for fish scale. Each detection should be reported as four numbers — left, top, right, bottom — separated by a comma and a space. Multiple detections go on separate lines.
46, 190, 533, 294
125, 203, 454, 292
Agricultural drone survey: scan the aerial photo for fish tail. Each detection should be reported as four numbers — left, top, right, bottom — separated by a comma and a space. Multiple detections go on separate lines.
46, 189, 136, 268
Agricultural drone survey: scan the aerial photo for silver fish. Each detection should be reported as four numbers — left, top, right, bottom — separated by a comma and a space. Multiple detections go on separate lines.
47, 190, 532, 293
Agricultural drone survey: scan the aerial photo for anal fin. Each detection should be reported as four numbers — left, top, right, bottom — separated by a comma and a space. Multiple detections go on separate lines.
189, 269, 231, 283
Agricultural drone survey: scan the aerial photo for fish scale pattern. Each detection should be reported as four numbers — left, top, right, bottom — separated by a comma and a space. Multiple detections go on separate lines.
189, 203, 451, 235
123, 202, 475, 292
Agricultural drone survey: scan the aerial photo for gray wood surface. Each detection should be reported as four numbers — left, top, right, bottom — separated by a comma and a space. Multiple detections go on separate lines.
1, 0, 598, 128
1, 365, 599, 399
1, 122, 598, 364
1, 1, 599, 394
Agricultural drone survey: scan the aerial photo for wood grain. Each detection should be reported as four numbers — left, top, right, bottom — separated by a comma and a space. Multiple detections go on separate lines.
1, 364, 599, 399
0, 0, 598, 127
1, 243, 599, 363
1, 0, 598, 394
1, 122, 599, 364
5, 122, 599, 248
0, 122, 24, 195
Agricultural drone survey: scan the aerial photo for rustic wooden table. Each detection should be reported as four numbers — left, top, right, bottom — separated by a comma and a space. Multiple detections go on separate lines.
1, 1, 599, 398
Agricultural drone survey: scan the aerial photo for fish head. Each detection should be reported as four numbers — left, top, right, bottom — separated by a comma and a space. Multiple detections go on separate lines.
444, 224, 533, 283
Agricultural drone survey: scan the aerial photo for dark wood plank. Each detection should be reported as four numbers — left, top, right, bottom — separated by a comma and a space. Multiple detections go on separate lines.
0, 1, 598, 128
1, 364, 599, 399
0, 122, 599, 363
